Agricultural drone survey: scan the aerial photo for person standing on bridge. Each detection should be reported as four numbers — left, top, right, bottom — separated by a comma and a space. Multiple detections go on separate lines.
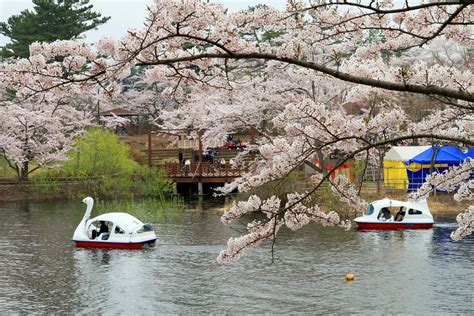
184, 159, 191, 176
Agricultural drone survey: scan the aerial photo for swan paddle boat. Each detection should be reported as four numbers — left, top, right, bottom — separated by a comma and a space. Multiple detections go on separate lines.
73, 197, 157, 249
354, 198, 433, 230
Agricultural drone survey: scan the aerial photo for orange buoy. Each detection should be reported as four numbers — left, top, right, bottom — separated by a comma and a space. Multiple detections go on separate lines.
346, 273, 355, 281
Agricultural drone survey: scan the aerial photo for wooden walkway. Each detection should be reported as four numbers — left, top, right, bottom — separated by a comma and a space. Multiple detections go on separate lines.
119, 134, 251, 190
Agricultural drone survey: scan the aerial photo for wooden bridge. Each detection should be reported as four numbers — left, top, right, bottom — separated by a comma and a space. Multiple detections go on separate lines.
157, 162, 245, 183
120, 131, 254, 194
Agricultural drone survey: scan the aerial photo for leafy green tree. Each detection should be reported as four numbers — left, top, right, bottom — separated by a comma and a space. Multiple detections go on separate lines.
54, 128, 173, 198
61, 127, 137, 176
0, 0, 110, 58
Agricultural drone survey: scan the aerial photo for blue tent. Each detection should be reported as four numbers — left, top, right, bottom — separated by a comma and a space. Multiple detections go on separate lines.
405, 146, 474, 191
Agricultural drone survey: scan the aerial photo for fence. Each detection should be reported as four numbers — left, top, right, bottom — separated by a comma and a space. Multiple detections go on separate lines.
158, 162, 245, 179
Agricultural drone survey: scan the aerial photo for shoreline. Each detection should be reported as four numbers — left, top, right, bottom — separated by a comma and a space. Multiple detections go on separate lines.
0, 184, 469, 216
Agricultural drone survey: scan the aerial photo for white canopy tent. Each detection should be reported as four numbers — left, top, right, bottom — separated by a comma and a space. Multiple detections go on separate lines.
384, 146, 430, 189
384, 146, 431, 161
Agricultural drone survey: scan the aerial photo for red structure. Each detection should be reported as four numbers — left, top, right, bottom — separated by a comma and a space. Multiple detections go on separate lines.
315, 160, 354, 182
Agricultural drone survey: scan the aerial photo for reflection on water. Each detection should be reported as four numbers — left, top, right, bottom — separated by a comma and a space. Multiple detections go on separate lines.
0, 199, 472, 314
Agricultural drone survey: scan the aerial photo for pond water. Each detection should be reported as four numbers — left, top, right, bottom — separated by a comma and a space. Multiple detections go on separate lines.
0, 198, 472, 314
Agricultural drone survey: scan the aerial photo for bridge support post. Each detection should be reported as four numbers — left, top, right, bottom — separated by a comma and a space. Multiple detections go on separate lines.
198, 182, 203, 195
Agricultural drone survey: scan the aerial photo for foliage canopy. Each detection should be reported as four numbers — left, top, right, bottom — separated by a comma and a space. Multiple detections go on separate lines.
0, 0, 110, 58
61, 127, 137, 176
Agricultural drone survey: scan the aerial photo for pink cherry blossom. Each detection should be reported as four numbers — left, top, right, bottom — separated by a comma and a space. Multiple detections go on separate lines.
0, 0, 472, 261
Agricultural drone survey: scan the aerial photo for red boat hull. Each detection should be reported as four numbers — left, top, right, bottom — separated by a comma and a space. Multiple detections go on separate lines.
356, 222, 433, 230
74, 239, 156, 249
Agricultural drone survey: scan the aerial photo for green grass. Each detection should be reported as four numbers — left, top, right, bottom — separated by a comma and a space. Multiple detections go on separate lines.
0, 157, 18, 178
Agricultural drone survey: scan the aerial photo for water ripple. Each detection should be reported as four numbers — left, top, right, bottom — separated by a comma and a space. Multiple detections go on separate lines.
0, 200, 472, 314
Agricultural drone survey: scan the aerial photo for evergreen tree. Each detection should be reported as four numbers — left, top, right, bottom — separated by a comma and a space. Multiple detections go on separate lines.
0, 0, 110, 58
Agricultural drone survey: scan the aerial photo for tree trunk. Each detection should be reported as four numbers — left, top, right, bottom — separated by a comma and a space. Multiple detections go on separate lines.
20, 161, 29, 181
376, 150, 384, 194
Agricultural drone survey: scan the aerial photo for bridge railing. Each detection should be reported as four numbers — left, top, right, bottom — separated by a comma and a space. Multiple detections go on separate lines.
158, 162, 245, 178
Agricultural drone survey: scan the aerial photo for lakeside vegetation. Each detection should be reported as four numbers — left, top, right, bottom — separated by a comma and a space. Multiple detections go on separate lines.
0, 128, 173, 201
0, 129, 466, 218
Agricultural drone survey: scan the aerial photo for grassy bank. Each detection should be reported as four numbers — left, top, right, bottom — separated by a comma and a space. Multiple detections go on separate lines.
313, 186, 468, 217
0, 173, 175, 202
0, 171, 173, 202
224, 174, 467, 217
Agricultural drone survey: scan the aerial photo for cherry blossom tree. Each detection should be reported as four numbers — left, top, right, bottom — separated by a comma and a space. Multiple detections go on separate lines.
0, 0, 472, 261
0, 98, 91, 179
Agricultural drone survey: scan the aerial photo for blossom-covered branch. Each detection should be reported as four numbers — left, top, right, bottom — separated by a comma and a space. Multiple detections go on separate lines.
0, 0, 472, 261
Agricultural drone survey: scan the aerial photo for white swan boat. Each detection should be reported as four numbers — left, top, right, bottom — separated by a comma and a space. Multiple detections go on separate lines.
73, 197, 157, 249
354, 198, 433, 230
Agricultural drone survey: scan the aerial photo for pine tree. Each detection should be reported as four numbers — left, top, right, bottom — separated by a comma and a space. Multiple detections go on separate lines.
0, 0, 110, 58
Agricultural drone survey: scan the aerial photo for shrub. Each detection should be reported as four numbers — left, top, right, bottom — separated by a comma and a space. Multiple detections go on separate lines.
35, 128, 173, 199
61, 127, 138, 177
132, 165, 173, 197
